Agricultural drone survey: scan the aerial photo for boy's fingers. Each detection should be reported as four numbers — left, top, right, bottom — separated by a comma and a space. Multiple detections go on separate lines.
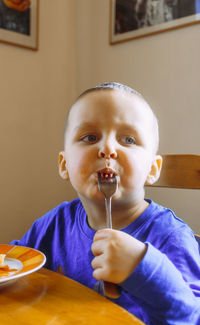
93, 229, 113, 241
91, 240, 104, 256
91, 254, 104, 270
92, 262, 108, 281
93, 268, 103, 281
93, 265, 112, 282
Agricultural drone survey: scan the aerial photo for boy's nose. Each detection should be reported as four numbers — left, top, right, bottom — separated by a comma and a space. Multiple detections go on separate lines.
98, 140, 117, 159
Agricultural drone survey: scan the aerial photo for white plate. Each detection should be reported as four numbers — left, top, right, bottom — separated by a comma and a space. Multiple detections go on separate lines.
0, 245, 46, 287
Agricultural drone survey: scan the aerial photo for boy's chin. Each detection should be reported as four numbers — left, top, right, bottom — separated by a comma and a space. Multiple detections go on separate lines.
78, 190, 105, 203
113, 191, 145, 205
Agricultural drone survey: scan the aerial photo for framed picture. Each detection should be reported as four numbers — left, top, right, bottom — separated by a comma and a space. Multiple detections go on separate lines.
110, 0, 200, 44
0, 0, 39, 50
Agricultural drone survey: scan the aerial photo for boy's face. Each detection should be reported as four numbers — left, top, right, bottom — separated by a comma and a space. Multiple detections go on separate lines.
59, 90, 161, 205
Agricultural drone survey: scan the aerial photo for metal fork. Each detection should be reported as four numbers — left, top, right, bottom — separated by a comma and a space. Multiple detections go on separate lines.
97, 173, 121, 299
98, 173, 117, 228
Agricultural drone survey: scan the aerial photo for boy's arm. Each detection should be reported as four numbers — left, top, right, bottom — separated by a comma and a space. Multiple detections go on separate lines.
121, 242, 200, 324
10, 220, 39, 248
91, 229, 200, 324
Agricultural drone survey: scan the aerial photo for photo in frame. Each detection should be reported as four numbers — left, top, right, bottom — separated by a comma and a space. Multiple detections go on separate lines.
0, 0, 39, 50
110, 0, 200, 44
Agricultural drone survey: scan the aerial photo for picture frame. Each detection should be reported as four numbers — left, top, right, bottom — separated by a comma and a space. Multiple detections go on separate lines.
110, 0, 200, 45
0, 0, 39, 51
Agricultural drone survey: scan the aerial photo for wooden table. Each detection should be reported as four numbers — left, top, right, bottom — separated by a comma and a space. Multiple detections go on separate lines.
0, 268, 145, 325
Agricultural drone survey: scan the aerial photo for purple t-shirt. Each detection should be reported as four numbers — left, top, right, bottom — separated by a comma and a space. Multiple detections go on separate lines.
11, 199, 200, 324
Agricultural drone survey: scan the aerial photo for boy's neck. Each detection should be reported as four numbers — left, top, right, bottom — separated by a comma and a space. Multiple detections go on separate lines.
80, 197, 149, 231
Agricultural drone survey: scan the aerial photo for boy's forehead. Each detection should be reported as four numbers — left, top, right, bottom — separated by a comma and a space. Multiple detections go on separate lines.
69, 89, 151, 122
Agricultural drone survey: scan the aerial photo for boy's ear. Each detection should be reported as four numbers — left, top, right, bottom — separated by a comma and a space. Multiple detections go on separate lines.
58, 151, 69, 180
145, 155, 163, 185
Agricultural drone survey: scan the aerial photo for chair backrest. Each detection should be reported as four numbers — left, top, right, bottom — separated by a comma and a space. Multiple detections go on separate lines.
148, 154, 200, 244
195, 234, 200, 246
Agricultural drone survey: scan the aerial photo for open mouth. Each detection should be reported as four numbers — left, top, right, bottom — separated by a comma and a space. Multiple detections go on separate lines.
97, 168, 117, 180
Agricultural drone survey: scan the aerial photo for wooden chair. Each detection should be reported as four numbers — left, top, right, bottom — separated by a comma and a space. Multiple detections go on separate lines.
148, 154, 200, 245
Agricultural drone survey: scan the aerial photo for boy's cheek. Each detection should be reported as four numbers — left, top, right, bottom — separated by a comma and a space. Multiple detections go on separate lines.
68, 148, 96, 172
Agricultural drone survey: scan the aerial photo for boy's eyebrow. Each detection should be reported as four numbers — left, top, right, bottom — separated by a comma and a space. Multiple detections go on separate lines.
118, 123, 139, 132
73, 122, 142, 133
73, 122, 99, 131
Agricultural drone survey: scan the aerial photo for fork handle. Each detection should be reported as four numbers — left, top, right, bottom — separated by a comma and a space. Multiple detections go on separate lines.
105, 197, 112, 228
104, 281, 122, 299
104, 197, 121, 298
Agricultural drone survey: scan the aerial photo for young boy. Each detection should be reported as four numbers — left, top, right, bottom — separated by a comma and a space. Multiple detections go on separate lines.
11, 82, 200, 324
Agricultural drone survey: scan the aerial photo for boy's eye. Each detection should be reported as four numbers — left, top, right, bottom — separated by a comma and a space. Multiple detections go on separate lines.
121, 136, 135, 145
82, 134, 98, 143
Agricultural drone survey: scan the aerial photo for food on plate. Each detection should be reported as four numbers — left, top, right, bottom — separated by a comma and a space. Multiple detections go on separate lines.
0, 254, 6, 266
0, 254, 17, 277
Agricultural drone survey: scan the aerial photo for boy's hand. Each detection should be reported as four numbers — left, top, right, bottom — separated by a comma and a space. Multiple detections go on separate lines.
91, 229, 147, 284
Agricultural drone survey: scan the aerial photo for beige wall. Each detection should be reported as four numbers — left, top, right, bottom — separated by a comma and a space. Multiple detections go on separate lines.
75, 0, 200, 232
1, 0, 199, 244
0, 0, 77, 243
